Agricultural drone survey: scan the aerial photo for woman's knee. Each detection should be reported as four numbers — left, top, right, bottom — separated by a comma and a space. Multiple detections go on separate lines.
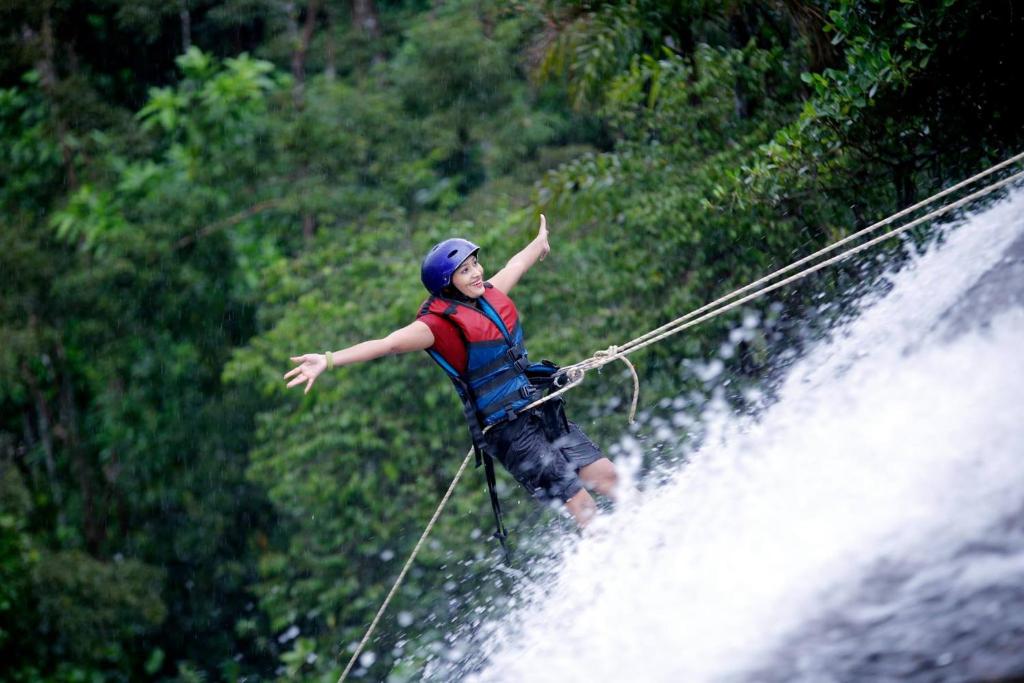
580, 458, 618, 496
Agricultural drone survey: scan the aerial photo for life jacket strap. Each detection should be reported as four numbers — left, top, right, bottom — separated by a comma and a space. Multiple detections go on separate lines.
507, 346, 530, 373
471, 366, 531, 398
468, 340, 529, 380
465, 361, 566, 565
480, 385, 539, 426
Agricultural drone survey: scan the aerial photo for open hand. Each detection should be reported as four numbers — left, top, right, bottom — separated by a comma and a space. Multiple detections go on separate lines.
537, 213, 550, 261
284, 353, 327, 394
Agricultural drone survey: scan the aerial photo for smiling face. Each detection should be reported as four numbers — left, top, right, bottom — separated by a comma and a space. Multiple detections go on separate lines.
450, 253, 485, 298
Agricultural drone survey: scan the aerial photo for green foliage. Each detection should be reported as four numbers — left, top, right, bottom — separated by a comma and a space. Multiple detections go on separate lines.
34, 550, 166, 663
0, 462, 36, 653
747, 0, 1024, 214
0, 463, 166, 682
138, 48, 280, 137
0, 78, 63, 213
1, 45, 284, 683
534, 38, 808, 371
3, 0, 1024, 680
388, 4, 572, 190
538, 0, 653, 109
391, 8, 515, 118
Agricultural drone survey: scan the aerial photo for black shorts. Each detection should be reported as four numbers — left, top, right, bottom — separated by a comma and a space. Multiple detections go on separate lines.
483, 403, 604, 503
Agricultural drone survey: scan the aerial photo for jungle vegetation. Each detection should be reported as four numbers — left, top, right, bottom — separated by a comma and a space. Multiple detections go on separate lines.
2, 0, 1023, 680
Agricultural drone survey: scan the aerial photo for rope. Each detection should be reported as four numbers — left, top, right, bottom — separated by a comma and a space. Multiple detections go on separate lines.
337, 446, 476, 682
592, 346, 640, 423
559, 163, 1024, 386
337, 153, 1023, 682
564, 149, 1024, 373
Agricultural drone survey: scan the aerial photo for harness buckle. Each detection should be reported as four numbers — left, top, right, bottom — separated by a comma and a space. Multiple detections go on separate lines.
506, 348, 530, 373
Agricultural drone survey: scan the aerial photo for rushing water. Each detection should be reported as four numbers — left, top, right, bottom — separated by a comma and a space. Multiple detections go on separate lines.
432, 187, 1024, 682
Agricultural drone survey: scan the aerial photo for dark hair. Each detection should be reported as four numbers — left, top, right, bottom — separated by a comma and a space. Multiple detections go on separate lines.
441, 284, 473, 302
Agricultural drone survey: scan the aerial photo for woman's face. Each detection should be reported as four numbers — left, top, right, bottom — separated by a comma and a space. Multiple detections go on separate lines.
451, 254, 485, 298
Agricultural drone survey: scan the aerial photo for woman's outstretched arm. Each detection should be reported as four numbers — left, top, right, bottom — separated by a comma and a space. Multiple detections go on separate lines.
284, 320, 435, 394
489, 214, 550, 294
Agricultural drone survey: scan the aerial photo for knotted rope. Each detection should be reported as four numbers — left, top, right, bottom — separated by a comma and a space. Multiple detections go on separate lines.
552, 157, 1024, 413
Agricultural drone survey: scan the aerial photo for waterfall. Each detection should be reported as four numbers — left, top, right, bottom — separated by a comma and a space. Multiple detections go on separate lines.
437, 187, 1024, 682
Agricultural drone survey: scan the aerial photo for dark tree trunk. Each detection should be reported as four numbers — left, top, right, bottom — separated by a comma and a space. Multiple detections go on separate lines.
351, 0, 384, 65
351, 0, 380, 39
678, 24, 701, 107
29, 382, 56, 491
894, 162, 918, 209
729, 6, 753, 119
180, 0, 192, 51
291, 0, 321, 107
20, 410, 39, 489
302, 213, 318, 240
58, 362, 105, 554
323, 2, 336, 80
21, 359, 68, 536
779, 0, 842, 73
32, 9, 78, 191
288, 1, 322, 239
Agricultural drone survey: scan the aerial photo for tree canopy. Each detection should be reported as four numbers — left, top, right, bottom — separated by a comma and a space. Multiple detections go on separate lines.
2, 0, 1023, 680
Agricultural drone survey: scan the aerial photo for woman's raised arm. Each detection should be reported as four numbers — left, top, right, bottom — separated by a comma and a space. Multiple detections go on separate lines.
489, 214, 550, 294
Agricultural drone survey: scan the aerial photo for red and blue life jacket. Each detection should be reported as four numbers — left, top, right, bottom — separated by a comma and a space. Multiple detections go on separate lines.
417, 284, 538, 426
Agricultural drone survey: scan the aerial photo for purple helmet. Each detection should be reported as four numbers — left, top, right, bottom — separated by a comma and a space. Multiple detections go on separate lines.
421, 238, 480, 294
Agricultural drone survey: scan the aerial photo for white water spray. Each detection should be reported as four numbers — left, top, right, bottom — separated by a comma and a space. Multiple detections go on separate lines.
450, 189, 1024, 682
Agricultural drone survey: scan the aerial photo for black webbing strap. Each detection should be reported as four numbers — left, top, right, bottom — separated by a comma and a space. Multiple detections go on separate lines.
455, 380, 513, 564
458, 397, 486, 465
480, 447, 512, 565
451, 361, 567, 566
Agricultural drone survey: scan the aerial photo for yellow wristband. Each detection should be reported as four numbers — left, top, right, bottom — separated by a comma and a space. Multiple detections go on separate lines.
325, 352, 334, 370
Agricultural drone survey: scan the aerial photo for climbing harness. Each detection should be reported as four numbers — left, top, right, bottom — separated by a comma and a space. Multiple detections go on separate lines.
418, 283, 545, 561
337, 152, 1024, 682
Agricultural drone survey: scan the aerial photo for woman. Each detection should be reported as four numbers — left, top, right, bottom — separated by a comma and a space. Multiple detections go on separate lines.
284, 215, 617, 526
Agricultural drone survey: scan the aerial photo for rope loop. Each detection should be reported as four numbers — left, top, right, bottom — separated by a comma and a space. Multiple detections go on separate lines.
579, 345, 639, 422
619, 355, 640, 424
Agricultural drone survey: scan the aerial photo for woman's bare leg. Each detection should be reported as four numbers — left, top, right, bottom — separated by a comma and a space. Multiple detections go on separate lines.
564, 458, 619, 528
579, 457, 618, 500
564, 488, 598, 527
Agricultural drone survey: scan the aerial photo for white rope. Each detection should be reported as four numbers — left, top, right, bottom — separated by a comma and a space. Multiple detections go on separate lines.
565, 149, 1024, 372
337, 153, 1023, 682
591, 345, 640, 423
564, 162, 1024, 381
337, 446, 475, 682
